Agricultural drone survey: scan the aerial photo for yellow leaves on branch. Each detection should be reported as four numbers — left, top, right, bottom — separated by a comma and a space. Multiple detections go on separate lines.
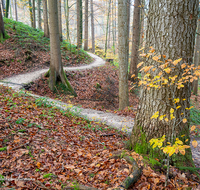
149, 135, 166, 149
137, 62, 144, 68
164, 67, 171, 74
151, 111, 159, 119
172, 58, 182, 66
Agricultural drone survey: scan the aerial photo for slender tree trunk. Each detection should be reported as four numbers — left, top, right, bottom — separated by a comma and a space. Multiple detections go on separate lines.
0, 5, 5, 38
118, 0, 129, 110
91, 0, 95, 53
77, 0, 82, 48
105, 0, 111, 57
33, 0, 36, 28
64, 0, 69, 41
112, 0, 115, 55
29, 0, 33, 27
140, 0, 145, 48
57, 0, 62, 41
84, 0, 88, 51
48, 0, 77, 96
193, 18, 200, 95
130, 0, 198, 165
37, 0, 41, 29
5, 0, 9, 18
129, 0, 141, 81
1, 0, 5, 16
43, 0, 49, 37
127, 0, 130, 61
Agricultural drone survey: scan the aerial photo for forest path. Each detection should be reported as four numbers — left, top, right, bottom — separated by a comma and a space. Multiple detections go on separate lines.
0, 52, 199, 168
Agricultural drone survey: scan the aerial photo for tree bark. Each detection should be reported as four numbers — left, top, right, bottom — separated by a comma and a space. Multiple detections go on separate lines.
84, 0, 88, 51
37, 0, 41, 29
118, 0, 129, 110
1, 0, 5, 16
140, 0, 145, 48
0, 5, 5, 38
77, 0, 82, 48
127, 0, 130, 61
57, 0, 62, 41
105, 0, 111, 57
64, 0, 69, 41
130, 0, 198, 164
43, 0, 49, 37
28, 0, 33, 27
14, 0, 17, 21
5, 0, 9, 18
33, 0, 36, 28
129, 0, 141, 81
91, 0, 95, 53
48, 0, 77, 96
193, 18, 200, 95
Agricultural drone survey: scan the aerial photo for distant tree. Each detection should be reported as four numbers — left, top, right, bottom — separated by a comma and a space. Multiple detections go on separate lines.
28, 0, 33, 27
64, 0, 69, 41
118, 0, 129, 110
91, 0, 95, 53
37, 0, 41, 29
77, 0, 82, 48
129, 0, 141, 81
48, 0, 77, 96
84, 0, 88, 51
0, 5, 5, 38
1, 0, 5, 16
5, 0, 9, 18
42, 0, 49, 37
33, 0, 36, 28
105, 0, 111, 57
58, 0, 62, 41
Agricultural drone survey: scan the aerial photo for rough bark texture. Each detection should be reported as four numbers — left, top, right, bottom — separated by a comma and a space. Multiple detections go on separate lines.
118, 0, 129, 110
0, 5, 5, 38
131, 0, 198, 158
129, 0, 141, 80
57, 0, 62, 41
33, 0, 36, 28
43, 0, 49, 38
37, 0, 41, 29
77, 0, 82, 48
91, 0, 95, 53
29, 0, 33, 27
48, 0, 76, 96
193, 18, 200, 95
84, 0, 88, 50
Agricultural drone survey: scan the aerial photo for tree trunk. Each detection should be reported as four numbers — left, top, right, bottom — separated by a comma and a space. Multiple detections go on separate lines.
84, 0, 88, 51
48, 0, 77, 96
57, 0, 62, 41
33, 0, 36, 28
0, 5, 5, 38
5, 0, 9, 18
127, 0, 130, 61
14, 0, 17, 21
130, 0, 198, 165
43, 0, 49, 37
193, 18, 200, 95
129, 0, 141, 81
77, 0, 82, 48
1, 0, 5, 16
140, 0, 145, 48
64, 0, 69, 41
37, 0, 41, 29
105, 0, 111, 57
90, 0, 95, 53
112, 0, 115, 55
118, 0, 129, 110
28, 0, 33, 27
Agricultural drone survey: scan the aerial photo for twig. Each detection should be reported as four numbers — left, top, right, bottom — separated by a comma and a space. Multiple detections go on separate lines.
11, 142, 30, 151
100, 133, 116, 137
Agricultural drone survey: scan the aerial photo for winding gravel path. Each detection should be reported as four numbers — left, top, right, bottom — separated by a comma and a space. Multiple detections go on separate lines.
0, 52, 199, 168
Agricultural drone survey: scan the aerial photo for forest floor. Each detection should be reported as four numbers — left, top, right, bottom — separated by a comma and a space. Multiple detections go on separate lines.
0, 18, 200, 189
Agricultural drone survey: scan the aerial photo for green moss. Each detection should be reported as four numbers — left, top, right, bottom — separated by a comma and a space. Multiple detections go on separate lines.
0, 147, 7, 151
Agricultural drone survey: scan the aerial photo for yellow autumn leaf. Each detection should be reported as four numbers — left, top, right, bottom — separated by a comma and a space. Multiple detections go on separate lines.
174, 98, 180, 103
170, 114, 175, 120
170, 108, 174, 114
165, 118, 169, 122
152, 56, 159, 61
185, 139, 188, 142
179, 149, 185, 155
131, 74, 136, 78
182, 118, 187, 123
164, 68, 171, 74
190, 125, 196, 132
173, 58, 182, 65
181, 63, 186, 69
176, 106, 181, 109
192, 140, 198, 148
138, 47, 144, 51
159, 115, 165, 120
137, 62, 144, 68
151, 111, 159, 119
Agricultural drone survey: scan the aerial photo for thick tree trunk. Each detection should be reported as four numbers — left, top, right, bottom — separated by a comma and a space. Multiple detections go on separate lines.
5, 0, 9, 18
129, 0, 141, 81
0, 5, 5, 38
193, 19, 200, 95
48, 0, 77, 96
33, 0, 36, 28
91, 0, 95, 53
37, 0, 41, 29
43, 0, 49, 38
130, 0, 198, 164
77, 0, 82, 48
84, 0, 88, 51
118, 0, 129, 110
57, 0, 62, 41
1, 0, 5, 16
64, 0, 69, 41
28, 0, 33, 27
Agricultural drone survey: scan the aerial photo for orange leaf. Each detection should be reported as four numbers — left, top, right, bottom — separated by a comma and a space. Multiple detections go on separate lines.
192, 140, 198, 148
